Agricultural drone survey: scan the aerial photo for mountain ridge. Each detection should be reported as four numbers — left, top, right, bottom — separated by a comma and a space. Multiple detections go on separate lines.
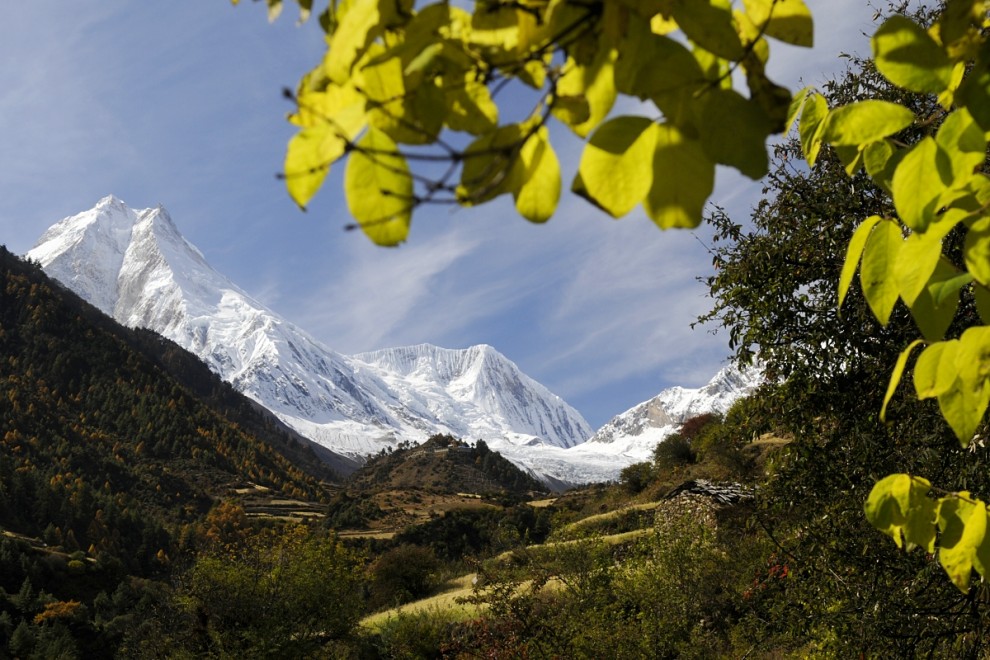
27, 196, 594, 464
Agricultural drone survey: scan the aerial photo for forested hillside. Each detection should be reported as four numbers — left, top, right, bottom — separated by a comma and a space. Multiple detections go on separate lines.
0, 246, 343, 655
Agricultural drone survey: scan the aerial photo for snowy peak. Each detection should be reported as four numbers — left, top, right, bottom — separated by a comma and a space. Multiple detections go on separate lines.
588, 363, 762, 447
26, 197, 592, 462
355, 344, 593, 448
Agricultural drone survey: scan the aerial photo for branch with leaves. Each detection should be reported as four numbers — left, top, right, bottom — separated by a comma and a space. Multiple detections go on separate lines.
239, 0, 814, 245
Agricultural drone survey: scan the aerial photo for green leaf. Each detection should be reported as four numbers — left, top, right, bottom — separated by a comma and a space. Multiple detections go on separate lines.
838, 215, 882, 311
896, 220, 955, 306
784, 85, 813, 134
284, 125, 344, 208
910, 259, 966, 342
443, 74, 499, 135
458, 124, 525, 205
699, 89, 771, 180
554, 49, 618, 138
860, 218, 903, 325
669, 0, 744, 60
891, 138, 946, 232
975, 284, 990, 324
864, 474, 935, 552
863, 140, 898, 194
615, 19, 704, 101
872, 15, 953, 93
324, 0, 382, 83
935, 109, 986, 183
937, 496, 989, 592
344, 127, 413, 246
574, 116, 657, 218
644, 124, 714, 229
820, 100, 915, 147
742, 0, 813, 48
956, 56, 990, 131
514, 128, 560, 224
798, 92, 828, 167
937, 327, 990, 444
881, 339, 926, 422
965, 217, 990, 287
915, 341, 960, 399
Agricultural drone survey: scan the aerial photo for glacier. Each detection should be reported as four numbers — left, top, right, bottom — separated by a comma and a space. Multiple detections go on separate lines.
26, 196, 760, 486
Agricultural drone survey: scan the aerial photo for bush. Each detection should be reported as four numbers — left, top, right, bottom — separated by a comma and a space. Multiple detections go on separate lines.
653, 433, 696, 469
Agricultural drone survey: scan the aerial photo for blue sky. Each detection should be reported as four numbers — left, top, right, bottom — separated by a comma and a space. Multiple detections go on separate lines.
1, 1, 879, 428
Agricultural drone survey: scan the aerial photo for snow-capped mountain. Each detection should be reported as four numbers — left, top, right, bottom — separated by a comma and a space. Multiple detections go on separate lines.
490, 364, 762, 485
584, 365, 763, 457
26, 196, 593, 460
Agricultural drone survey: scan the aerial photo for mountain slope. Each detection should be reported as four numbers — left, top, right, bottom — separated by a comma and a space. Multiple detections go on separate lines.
26, 196, 592, 460
0, 246, 337, 556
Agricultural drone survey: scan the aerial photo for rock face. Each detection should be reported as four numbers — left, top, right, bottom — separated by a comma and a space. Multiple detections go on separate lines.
27, 196, 593, 460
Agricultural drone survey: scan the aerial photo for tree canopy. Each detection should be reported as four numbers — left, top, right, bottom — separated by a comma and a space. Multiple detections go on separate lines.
239, 0, 990, 593
237, 0, 813, 245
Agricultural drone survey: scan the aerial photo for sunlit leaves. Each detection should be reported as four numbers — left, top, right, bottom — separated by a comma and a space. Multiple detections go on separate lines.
839, 215, 882, 311
864, 474, 936, 553
459, 123, 526, 205
553, 49, 618, 138
514, 128, 560, 223
699, 89, 772, 179
891, 138, 946, 232
742, 0, 814, 48
574, 116, 657, 218
860, 218, 902, 325
938, 495, 990, 592
820, 100, 915, 146
645, 125, 714, 229
872, 15, 953, 93
344, 128, 413, 246
667, 0, 744, 61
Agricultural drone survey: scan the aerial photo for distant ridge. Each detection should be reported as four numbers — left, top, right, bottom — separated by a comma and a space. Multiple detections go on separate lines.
27, 197, 593, 464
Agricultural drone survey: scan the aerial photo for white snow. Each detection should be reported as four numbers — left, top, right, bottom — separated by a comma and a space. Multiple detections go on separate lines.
27, 197, 760, 487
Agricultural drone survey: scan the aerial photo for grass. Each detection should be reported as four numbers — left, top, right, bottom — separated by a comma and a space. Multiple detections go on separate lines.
360, 573, 481, 631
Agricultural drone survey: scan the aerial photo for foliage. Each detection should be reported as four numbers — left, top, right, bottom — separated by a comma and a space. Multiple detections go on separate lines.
239, 0, 815, 244
700, 12, 990, 650
367, 544, 441, 609
777, 0, 990, 592
182, 525, 364, 658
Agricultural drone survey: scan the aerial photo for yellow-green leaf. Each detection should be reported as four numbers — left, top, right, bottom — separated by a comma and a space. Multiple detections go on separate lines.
798, 92, 828, 167
458, 124, 525, 205
935, 108, 987, 183
872, 15, 953, 93
553, 49, 618, 138
896, 218, 955, 306
937, 495, 989, 592
860, 218, 903, 325
644, 124, 714, 229
785, 85, 813, 134
891, 138, 946, 232
514, 128, 560, 224
820, 100, 915, 147
670, 0, 744, 60
914, 341, 959, 400
443, 74, 499, 135
324, 0, 382, 83
965, 217, 990, 287
910, 259, 966, 342
574, 116, 658, 218
975, 284, 990, 324
881, 339, 926, 422
699, 89, 771, 180
864, 474, 935, 552
742, 0, 813, 48
838, 215, 882, 310
284, 124, 348, 208
344, 128, 413, 246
